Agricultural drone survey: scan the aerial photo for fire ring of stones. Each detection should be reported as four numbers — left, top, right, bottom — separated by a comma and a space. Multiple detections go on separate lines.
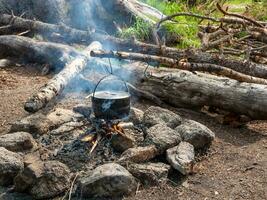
0, 106, 215, 199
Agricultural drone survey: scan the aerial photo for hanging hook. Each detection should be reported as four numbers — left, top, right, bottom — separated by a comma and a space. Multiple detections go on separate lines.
107, 58, 113, 74
143, 62, 152, 78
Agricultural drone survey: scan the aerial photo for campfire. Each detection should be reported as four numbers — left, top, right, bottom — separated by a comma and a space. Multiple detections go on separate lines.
1, 0, 266, 199
79, 74, 131, 154
80, 119, 126, 154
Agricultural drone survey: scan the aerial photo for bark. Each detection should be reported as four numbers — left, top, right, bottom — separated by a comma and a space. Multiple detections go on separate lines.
250, 31, 267, 44
183, 49, 267, 79
0, 35, 79, 68
140, 70, 267, 119
1, 34, 267, 119
1, 14, 267, 78
24, 41, 102, 113
112, 0, 165, 24
91, 50, 267, 85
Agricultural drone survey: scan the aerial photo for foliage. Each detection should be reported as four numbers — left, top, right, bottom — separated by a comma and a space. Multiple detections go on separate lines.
120, 0, 266, 49
118, 18, 152, 41
248, 0, 267, 21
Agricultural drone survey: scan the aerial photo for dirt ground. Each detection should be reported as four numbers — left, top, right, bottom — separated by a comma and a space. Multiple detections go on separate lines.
0, 65, 266, 200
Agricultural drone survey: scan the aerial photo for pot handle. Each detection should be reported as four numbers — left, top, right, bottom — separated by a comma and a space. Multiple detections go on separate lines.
92, 75, 129, 98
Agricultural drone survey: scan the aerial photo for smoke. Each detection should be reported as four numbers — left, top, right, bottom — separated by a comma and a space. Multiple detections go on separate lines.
101, 99, 115, 112
0, 0, 137, 99
66, 0, 137, 96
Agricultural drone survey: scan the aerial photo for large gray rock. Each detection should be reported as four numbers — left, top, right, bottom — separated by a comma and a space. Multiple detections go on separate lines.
46, 108, 84, 127
10, 113, 51, 135
128, 162, 170, 186
143, 106, 182, 128
119, 145, 158, 163
14, 161, 71, 199
175, 119, 215, 149
145, 124, 181, 153
0, 147, 23, 186
50, 121, 85, 135
78, 163, 137, 198
166, 142, 195, 175
128, 107, 144, 124
0, 132, 37, 152
11, 108, 84, 135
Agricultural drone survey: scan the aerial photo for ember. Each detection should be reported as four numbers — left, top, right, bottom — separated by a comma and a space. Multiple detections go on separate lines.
80, 119, 126, 154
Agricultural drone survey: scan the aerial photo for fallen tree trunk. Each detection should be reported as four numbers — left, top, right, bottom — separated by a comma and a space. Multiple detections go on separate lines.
140, 70, 267, 119
111, 0, 165, 25
0, 35, 80, 68
0, 35, 159, 112
0, 0, 166, 33
91, 50, 267, 85
1, 14, 267, 79
24, 41, 102, 113
2, 36, 267, 119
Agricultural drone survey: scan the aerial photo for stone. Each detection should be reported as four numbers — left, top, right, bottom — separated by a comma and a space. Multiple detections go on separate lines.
175, 119, 215, 149
23, 152, 42, 167
127, 162, 170, 186
125, 127, 145, 145
14, 161, 71, 199
119, 123, 144, 144
78, 163, 137, 198
0, 132, 37, 152
111, 133, 135, 152
46, 108, 84, 127
10, 108, 85, 136
0, 147, 23, 186
50, 121, 84, 135
128, 107, 144, 124
10, 113, 51, 135
73, 104, 91, 118
143, 106, 182, 128
119, 145, 158, 163
166, 142, 195, 175
145, 124, 181, 153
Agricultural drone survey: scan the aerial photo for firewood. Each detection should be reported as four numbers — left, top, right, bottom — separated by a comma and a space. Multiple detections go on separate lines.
1, 34, 267, 119
1, 14, 266, 78
91, 50, 267, 85
140, 69, 267, 119
24, 41, 102, 113
0, 35, 80, 68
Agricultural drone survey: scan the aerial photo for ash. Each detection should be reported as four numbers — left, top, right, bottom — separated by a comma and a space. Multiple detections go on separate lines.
36, 116, 140, 172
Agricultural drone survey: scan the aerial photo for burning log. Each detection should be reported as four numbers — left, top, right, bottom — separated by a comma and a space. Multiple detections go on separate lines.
24, 41, 102, 113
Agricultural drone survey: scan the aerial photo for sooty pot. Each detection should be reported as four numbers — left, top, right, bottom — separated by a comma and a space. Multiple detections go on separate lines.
92, 76, 131, 120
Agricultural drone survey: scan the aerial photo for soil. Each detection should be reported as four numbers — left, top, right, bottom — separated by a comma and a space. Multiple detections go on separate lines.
0, 64, 266, 200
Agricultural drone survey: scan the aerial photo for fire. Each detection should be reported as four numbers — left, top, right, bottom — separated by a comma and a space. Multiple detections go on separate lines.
80, 120, 125, 154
